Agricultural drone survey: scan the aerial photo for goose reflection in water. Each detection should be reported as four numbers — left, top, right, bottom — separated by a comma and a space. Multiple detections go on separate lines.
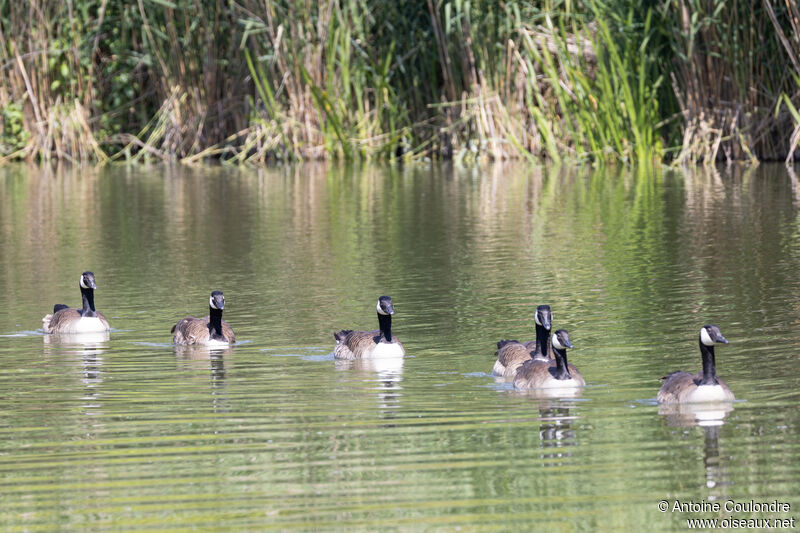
335, 357, 404, 421
537, 402, 580, 464
658, 402, 734, 428
660, 402, 734, 493
44, 332, 109, 413
503, 377, 583, 462
175, 345, 231, 413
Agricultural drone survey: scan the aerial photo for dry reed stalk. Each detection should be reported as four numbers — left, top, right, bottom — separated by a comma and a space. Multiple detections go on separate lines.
523, 23, 598, 71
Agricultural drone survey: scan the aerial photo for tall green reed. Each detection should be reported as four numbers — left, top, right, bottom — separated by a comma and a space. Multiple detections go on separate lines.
240, 0, 406, 161
1, 0, 799, 164
517, 1, 664, 163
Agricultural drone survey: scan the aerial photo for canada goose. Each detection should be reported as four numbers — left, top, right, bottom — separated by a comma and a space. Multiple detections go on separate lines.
333, 296, 405, 359
42, 271, 110, 334
514, 329, 585, 390
493, 305, 553, 377
658, 325, 734, 403
171, 291, 236, 346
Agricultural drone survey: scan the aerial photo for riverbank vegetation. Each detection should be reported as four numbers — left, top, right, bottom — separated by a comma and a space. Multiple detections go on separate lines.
1, 0, 800, 165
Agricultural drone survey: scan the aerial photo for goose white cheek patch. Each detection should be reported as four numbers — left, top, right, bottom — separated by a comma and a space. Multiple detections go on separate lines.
80, 277, 89, 289
552, 335, 564, 349
210, 296, 222, 310
377, 302, 389, 315
700, 327, 714, 346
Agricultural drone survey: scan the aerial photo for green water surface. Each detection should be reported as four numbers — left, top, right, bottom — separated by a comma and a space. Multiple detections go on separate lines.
0, 163, 798, 531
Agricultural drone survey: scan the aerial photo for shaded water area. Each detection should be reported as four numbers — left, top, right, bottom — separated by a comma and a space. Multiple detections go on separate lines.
1, 163, 799, 530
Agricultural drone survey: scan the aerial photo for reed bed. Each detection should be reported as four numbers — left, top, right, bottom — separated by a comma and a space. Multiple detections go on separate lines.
1, 0, 799, 165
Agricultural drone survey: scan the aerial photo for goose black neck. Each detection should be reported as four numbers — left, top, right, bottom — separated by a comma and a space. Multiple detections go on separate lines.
533, 324, 551, 359
209, 307, 224, 338
80, 287, 97, 317
699, 341, 718, 385
552, 347, 572, 380
377, 312, 392, 343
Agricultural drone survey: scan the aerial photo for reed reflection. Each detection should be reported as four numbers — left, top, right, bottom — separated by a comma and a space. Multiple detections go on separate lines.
788, 166, 800, 206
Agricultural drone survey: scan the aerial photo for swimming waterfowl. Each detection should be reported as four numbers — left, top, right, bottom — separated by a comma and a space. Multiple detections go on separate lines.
333, 296, 405, 359
514, 329, 585, 390
493, 305, 552, 377
42, 271, 110, 334
171, 291, 236, 346
658, 325, 734, 404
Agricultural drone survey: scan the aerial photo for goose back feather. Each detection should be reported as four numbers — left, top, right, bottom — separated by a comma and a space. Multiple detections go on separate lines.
44, 308, 110, 334
333, 329, 404, 359
172, 316, 236, 346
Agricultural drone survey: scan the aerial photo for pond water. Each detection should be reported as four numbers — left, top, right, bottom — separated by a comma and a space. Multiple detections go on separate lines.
0, 163, 798, 530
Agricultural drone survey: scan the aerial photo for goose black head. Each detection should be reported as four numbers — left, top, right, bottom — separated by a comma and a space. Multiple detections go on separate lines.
209, 290, 226, 311
700, 325, 728, 346
534, 305, 552, 330
376, 295, 395, 315
79, 271, 97, 290
552, 329, 573, 350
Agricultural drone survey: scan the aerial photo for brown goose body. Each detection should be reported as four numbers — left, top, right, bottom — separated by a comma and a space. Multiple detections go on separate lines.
657, 372, 734, 403
513, 359, 585, 389
494, 341, 551, 378
333, 329, 405, 359
43, 308, 110, 334
171, 316, 236, 346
